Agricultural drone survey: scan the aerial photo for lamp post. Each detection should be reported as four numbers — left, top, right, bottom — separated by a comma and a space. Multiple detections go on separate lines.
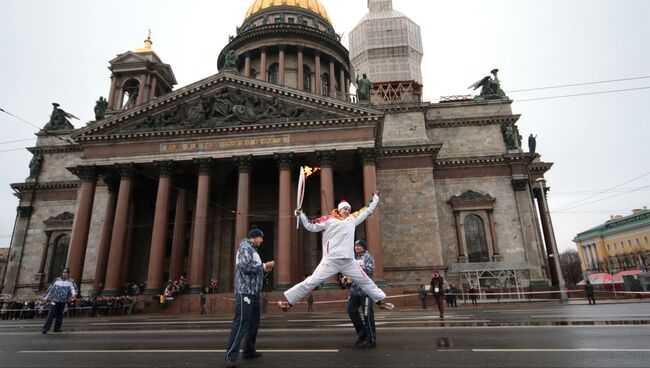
536, 178, 568, 302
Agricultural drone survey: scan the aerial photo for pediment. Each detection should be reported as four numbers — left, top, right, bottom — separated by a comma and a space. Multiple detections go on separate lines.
75, 72, 382, 140
109, 52, 152, 65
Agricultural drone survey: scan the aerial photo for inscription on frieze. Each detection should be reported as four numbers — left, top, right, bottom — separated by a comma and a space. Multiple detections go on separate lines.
160, 135, 290, 153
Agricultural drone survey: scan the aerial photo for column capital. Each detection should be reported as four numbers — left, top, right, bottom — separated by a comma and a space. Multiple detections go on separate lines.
115, 163, 137, 179
316, 150, 336, 168
102, 171, 121, 193
234, 155, 254, 173
154, 160, 175, 178
512, 178, 529, 192
70, 165, 99, 182
358, 147, 379, 165
193, 158, 214, 175
274, 152, 294, 170
17, 206, 33, 217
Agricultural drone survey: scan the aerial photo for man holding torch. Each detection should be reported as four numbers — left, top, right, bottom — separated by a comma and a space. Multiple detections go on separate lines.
277, 192, 393, 312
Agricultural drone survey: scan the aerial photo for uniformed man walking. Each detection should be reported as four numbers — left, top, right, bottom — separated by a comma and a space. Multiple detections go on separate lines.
42, 267, 78, 334
224, 226, 275, 368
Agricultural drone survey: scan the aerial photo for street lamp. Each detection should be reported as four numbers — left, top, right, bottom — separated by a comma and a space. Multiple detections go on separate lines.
536, 178, 569, 302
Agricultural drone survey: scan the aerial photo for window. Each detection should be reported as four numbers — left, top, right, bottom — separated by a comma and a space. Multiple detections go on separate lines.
645, 236, 648, 244
637, 238, 641, 247
621, 241, 624, 248
607, 244, 610, 251
121, 78, 140, 109
267, 63, 279, 84
628, 239, 632, 247
303, 65, 312, 92
48, 234, 70, 284
288, 17, 295, 23
464, 215, 490, 263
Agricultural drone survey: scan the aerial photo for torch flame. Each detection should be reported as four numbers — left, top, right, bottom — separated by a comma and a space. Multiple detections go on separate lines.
303, 165, 321, 178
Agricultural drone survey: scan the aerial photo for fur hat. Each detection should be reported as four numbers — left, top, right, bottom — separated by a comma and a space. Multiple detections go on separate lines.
338, 200, 351, 211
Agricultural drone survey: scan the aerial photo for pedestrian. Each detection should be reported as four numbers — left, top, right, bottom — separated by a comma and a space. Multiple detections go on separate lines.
445, 285, 452, 307
277, 193, 394, 312
200, 291, 206, 315
584, 280, 596, 305
430, 271, 445, 319
307, 292, 314, 312
468, 282, 478, 306
450, 284, 459, 307
224, 226, 275, 368
42, 267, 78, 334
418, 284, 427, 309
345, 239, 378, 348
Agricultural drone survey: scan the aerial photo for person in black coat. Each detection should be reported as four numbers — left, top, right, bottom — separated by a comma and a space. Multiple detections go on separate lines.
430, 271, 445, 318
584, 280, 596, 305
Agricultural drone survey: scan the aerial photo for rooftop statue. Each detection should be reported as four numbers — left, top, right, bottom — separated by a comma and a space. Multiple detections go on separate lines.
355, 73, 373, 102
28, 153, 42, 179
469, 68, 508, 101
43, 103, 77, 131
94, 96, 108, 120
528, 134, 537, 154
223, 49, 238, 69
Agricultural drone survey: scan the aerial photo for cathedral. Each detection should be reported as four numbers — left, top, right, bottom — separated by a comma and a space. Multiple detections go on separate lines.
1, 0, 560, 301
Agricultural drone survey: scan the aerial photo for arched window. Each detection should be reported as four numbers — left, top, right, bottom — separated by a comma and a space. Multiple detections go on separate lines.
121, 78, 140, 110
464, 215, 489, 262
321, 73, 329, 96
267, 63, 279, 84
303, 65, 312, 92
48, 234, 70, 283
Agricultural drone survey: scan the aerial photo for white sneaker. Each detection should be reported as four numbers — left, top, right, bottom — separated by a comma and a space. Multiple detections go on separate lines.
378, 301, 394, 311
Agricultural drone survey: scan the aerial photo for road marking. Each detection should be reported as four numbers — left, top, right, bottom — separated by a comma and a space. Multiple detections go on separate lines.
18, 349, 339, 354
473, 348, 650, 352
531, 314, 650, 318
90, 321, 232, 326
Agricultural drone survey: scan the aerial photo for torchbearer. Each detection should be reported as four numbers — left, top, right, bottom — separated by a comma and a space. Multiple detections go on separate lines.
277, 192, 394, 311
42, 267, 77, 334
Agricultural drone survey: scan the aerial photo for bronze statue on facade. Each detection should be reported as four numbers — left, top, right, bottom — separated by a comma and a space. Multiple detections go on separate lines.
469, 69, 508, 100
223, 50, 238, 69
43, 103, 76, 131
355, 73, 373, 102
94, 96, 108, 120
501, 122, 519, 150
528, 134, 537, 154
28, 153, 42, 178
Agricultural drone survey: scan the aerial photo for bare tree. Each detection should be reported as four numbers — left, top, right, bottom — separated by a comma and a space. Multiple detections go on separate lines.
559, 250, 583, 286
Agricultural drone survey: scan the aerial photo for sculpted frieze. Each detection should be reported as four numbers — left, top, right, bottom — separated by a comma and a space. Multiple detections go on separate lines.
118, 87, 337, 133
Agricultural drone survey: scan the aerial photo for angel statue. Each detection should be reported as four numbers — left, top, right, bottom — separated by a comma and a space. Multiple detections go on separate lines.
43, 102, 77, 131
468, 68, 508, 100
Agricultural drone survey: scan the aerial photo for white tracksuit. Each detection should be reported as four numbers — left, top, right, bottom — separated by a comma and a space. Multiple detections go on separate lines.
283, 195, 386, 305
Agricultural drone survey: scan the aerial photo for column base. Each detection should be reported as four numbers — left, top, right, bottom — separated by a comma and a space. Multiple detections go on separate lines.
492, 254, 504, 262
457, 255, 468, 263
101, 288, 122, 296
274, 283, 292, 291
144, 288, 162, 296
188, 285, 205, 294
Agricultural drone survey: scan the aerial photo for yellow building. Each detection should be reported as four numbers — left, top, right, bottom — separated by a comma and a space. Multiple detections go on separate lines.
574, 208, 650, 273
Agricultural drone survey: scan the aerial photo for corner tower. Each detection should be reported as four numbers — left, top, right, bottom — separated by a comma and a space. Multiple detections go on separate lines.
218, 0, 352, 100
349, 0, 424, 104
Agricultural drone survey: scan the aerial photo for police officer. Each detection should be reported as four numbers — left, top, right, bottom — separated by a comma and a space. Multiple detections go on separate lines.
224, 226, 275, 368
42, 267, 78, 334
345, 239, 377, 348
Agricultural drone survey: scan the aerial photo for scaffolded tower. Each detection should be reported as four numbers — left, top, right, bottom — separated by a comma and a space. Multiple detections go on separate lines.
349, 0, 424, 104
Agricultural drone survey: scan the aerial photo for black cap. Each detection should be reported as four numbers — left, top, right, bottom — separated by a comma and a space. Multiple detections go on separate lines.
248, 225, 264, 239
354, 239, 367, 250
62, 267, 70, 273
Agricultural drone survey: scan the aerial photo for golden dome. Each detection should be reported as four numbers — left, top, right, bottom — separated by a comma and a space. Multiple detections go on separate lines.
133, 30, 154, 53
244, 0, 332, 24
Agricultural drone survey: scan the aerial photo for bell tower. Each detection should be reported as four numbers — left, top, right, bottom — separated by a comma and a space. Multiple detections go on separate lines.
106, 32, 177, 115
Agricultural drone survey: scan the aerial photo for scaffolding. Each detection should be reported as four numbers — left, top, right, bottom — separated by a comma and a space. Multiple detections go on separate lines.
448, 262, 535, 301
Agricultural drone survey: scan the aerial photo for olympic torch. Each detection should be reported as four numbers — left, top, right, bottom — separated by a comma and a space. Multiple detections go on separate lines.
296, 165, 321, 229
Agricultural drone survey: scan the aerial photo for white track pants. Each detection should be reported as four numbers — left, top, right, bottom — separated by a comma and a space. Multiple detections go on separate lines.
283, 258, 386, 306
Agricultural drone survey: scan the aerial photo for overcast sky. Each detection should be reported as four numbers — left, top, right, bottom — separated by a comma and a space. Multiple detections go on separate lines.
0, 0, 648, 253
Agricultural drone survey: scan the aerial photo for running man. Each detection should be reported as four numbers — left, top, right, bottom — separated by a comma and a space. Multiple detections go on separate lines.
277, 192, 393, 311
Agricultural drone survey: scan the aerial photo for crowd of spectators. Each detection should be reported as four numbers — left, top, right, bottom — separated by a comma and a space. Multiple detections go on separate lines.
1, 295, 140, 320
